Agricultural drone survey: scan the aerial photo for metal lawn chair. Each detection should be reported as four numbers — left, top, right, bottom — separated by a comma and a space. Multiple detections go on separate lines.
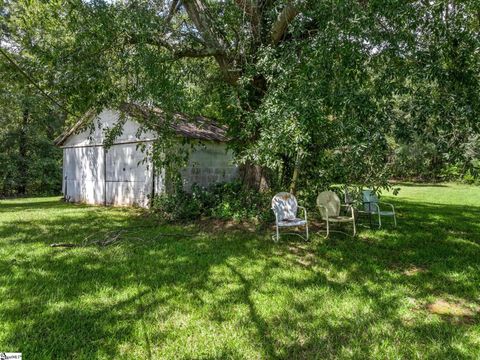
271, 192, 309, 242
362, 189, 397, 228
317, 191, 356, 237
343, 186, 359, 207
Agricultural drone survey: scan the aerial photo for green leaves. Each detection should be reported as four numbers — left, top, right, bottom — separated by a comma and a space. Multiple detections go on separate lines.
2, 0, 479, 194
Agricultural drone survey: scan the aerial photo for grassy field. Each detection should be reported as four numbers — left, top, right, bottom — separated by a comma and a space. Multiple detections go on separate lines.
0, 183, 479, 359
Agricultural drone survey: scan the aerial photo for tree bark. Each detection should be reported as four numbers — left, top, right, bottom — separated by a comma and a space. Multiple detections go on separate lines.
289, 152, 301, 195
240, 162, 270, 191
271, 4, 299, 44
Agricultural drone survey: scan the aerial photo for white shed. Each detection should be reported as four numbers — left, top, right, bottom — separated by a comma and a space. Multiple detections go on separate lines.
54, 105, 238, 207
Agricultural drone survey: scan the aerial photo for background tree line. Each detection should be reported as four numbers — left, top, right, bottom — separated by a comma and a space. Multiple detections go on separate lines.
0, 0, 479, 198
0, 51, 64, 196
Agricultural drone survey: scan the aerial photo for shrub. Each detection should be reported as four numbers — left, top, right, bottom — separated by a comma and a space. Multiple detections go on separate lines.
462, 169, 476, 185
151, 180, 273, 223
207, 181, 272, 222
150, 184, 202, 221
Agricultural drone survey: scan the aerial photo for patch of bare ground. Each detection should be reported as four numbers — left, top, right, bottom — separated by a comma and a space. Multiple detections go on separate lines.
403, 297, 479, 325
191, 218, 259, 233
403, 265, 428, 276
427, 299, 479, 324
388, 262, 428, 275
183, 217, 330, 236
287, 244, 316, 267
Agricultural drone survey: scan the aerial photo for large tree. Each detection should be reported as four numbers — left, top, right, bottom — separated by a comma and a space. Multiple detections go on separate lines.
1, 0, 479, 194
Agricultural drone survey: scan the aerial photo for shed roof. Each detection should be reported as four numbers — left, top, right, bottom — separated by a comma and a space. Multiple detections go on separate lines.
54, 103, 228, 146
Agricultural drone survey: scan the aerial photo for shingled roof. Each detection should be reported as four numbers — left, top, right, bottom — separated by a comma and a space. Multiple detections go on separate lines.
54, 103, 228, 146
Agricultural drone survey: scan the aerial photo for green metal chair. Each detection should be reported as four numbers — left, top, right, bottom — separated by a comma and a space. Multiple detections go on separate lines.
362, 189, 397, 228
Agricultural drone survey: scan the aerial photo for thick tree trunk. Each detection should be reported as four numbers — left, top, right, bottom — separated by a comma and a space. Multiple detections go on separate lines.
289, 152, 301, 195
240, 162, 270, 191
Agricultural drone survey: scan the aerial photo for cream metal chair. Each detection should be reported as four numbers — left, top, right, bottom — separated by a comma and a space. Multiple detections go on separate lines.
362, 190, 397, 228
317, 191, 356, 237
271, 192, 309, 242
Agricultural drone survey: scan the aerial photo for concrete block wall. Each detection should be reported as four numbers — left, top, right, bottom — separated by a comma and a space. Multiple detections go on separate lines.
179, 142, 238, 190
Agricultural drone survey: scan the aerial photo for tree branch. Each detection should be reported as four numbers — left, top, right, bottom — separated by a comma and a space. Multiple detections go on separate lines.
165, 0, 180, 24
182, 0, 239, 83
173, 47, 225, 58
0, 46, 78, 117
271, 3, 299, 44
234, 0, 261, 43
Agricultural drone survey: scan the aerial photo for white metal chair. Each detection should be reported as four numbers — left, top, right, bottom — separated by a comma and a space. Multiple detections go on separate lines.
317, 191, 356, 237
271, 192, 309, 242
362, 189, 397, 228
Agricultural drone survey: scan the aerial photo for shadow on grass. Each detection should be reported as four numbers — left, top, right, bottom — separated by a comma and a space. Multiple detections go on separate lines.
0, 198, 66, 212
390, 182, 449, 187
0, 197, 479, 358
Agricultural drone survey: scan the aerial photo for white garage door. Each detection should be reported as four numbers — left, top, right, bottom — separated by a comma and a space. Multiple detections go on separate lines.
105, 143, 152, 207
63, 146, 105, 204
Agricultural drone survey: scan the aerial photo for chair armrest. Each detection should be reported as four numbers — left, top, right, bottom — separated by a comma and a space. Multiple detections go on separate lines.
379, 202, 395, 212
340, 204, 355, 219
272, 208, 280, 223
298, 206, 308, 221
363, 202, 380, 213
317, 204, 329, 219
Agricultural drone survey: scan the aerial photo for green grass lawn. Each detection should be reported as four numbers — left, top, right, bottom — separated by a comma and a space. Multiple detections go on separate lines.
1, 183, 479, 359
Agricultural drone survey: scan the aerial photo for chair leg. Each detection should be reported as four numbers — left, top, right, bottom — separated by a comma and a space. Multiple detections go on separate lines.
393, 213, 397, 227
305, 223, 309, 241
378, 213, 382, 229
326, 220, 330, 237
275, 224, 279, 242
352, 220, 356, 237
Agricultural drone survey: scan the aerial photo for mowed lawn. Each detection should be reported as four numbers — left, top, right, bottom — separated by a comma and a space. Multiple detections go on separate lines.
1, 184, 479, 359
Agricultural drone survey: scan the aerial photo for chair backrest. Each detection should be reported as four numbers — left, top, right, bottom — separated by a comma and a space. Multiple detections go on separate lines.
272, 192, 298, 221
363, 189, 379, 212
344, 188, 354, 205
343, 186, 364, 206
316, 191, 341, 219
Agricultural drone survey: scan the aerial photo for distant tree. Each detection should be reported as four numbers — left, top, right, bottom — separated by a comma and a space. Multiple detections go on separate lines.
388, 2, 480, 181
0, 53, 64, 196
